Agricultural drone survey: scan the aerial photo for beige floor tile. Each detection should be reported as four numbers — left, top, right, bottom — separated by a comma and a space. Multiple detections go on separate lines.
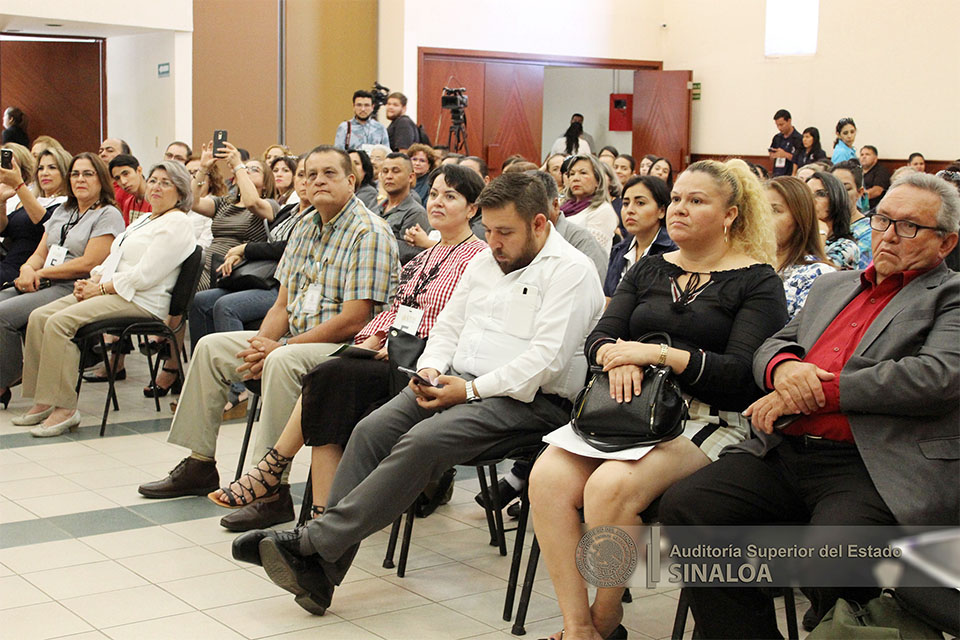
207, 593, 344, 638
22, 560, 148, 600
0, 539, 108, 574
79, 434, 160, 455
383, 563, 507, 602
0, 474, 85, 500
0, 449, 29, 464
48, 632, 110, 640
92, 484, 164, 507
13, 441, 91, 461
325, 577, 430, 620
462, 548, 541, 582
65, 465, 156, 491
163, 516, 240, 545
262, 621, 383, 639
0, 498, 40, 523
0, 574, 53, 609
439, 586, 560, 630
159, 568, 287, 609
18, 489, 118, 518
620, 592, 687, 640
203, 540, 253, 568
100, 611, 245, 640
118, 546, 237, 583
416, 527, 513, 562
37, 453, 130, 476
79, 525, 193, 559
508, 614, 564, 638
406, 512, 473, 538
353, 602, 494, 640
0, 601, 93, 639
351, 541, 456, 578
0, 460, 58, 483
60, 584, 193, 629
103, 443, 186, 467
0, 562, 13, 577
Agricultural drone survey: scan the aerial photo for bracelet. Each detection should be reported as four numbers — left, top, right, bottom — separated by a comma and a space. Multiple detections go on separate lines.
657, 344, 669, 366
234, 163, 248, 172
14, 182, 25, 192
99, 283, 106, 296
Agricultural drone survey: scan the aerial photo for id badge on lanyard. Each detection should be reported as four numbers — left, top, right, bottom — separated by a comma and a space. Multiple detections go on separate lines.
393, 304, 425, 334
43, 244, 68, 269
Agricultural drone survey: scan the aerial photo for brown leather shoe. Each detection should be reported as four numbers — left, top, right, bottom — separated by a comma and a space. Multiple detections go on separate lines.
138, 457, 220, 498
220, 484, 295, 531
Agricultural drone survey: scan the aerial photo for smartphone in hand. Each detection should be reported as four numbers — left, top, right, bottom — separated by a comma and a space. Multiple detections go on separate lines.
213, 130, 228, 156
0, 149, 12, 170
397, 366, 439, 388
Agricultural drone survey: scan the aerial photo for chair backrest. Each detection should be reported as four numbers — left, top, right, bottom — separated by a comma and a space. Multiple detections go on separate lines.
168, 246, 204, 317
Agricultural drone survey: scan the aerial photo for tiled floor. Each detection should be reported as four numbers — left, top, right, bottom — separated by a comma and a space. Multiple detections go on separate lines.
0, 358, 810, 639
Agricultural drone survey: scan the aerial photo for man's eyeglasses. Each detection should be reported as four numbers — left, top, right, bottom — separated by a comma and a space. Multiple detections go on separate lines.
867, 213, 944, 238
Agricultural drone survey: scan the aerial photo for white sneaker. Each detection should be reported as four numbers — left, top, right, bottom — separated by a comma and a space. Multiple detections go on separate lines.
30, 412, 81, 437
11, 406, 54, 426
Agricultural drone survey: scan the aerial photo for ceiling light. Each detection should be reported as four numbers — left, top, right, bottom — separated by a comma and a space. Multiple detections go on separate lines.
45, 23, 63, 27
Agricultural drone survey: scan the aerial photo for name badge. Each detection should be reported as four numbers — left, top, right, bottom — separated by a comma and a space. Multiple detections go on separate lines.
393, 304, 425, 334
43, 244, 68, 269
303, 284, 323, 311
775, 156, 787, 168
99, 249, 123, 284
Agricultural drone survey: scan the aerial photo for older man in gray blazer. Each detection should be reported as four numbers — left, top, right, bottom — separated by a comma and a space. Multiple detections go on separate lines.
661, 172, 959, 639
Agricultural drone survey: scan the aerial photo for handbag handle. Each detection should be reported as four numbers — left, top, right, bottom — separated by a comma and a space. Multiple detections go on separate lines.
637, 331, 672, 348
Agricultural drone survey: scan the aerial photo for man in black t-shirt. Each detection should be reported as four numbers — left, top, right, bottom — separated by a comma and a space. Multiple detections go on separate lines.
768, 108, 804, 177
859, 145, 890, 209
385, 92, 420, 153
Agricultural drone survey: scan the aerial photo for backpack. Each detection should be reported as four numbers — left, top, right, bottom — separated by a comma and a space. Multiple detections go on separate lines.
416, 123, 431, 146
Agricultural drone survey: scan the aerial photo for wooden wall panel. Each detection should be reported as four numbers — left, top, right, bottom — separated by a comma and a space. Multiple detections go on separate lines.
482, 62, 543, 173
418, 57, 485, 158
0, 39, 105, 156
632, 69, 691, 172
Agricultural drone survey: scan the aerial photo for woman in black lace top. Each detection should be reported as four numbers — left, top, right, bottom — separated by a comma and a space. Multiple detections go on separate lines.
529, 159, 788, 640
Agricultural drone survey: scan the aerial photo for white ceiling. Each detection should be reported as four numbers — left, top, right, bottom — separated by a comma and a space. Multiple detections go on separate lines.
0, 14, 158, 38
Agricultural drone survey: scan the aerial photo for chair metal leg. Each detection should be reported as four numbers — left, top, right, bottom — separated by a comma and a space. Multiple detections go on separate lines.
475, 465, 499, 546
144, 347, 162, 413
672, 587, 691, 639
98, 335, 119, 436
503, 490, 530, 621
783, 587, 799, 640
511, 534, 540, 636
297, 469, 314, 527
397, 502, 417, 577
383, 514, 402, 569
234, 393, 259, 481
487, 463, 508, 556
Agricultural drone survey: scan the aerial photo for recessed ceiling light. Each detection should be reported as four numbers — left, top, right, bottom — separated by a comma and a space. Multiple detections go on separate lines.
6, 29, 22, 32
45, 23, 62, 27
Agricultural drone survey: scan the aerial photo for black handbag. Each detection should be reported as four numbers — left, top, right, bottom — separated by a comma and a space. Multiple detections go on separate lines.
386, 326, 428, 395
571, 332, 687, 452
214, 258, 279, 291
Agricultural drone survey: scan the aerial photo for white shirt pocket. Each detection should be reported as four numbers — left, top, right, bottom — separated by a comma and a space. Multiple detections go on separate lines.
503, 283, 541, 340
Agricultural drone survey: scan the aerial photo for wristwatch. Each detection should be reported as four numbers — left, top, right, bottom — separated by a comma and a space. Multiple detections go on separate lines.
279, 337, 289, 347
465, 381, 481, 403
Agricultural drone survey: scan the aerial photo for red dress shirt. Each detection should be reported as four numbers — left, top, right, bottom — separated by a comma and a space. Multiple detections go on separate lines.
765, 265, 929, 442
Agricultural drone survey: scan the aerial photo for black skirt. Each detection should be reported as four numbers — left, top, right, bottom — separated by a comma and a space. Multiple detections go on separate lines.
300, 357, 396, 448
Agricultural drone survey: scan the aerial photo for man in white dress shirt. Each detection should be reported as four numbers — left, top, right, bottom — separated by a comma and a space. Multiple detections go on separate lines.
232, 172, 605, 615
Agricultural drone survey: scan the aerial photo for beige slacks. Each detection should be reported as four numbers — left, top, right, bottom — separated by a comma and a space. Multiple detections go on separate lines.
22, 294, 156, 409
166, 330, 341, 481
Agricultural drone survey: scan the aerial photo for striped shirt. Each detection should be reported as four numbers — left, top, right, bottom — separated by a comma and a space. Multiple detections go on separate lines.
275, 195, 399, 336
355, 238, 487, 343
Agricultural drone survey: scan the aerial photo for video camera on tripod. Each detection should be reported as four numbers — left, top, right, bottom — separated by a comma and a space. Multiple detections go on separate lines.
371, 81, 390, 118
441, 87, 469, 153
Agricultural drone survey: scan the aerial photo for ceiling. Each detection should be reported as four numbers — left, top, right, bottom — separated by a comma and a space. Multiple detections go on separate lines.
0, 14, 158, 38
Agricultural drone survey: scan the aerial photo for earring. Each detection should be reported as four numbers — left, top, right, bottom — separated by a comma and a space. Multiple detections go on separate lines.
723, 225, 729, 243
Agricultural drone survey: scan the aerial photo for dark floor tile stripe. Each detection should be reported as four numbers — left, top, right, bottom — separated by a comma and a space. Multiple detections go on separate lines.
0, 518, 73, 549
46, 507, 155, 538
1, 417, 172, 449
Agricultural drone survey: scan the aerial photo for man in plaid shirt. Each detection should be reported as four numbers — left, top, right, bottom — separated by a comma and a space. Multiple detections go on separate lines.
139, 146, 399, 532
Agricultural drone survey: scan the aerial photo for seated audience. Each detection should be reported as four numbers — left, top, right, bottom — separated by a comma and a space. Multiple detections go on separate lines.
271, 155, 298, 206
231, 172, 604, 617
163, 141, 192, 165
859, 144, 890, 210
551, 121, 591, 157
830, 159, 872, 266
348, 149, 379, 210
661, 172, 959, 638
908, 151, 926, 173
97, 138, 129, 165
0, 146, 69, 284
459, 155, 490, 184
263, 144, 291, 167
561, 154, 619, 255
367, 144, 389, 178
767, 176, 836, 318
0, 153, 123, 410
406, 143, 437, 204
376, 152, 429, 264
137, 146, 398, 534
529, 159, 788, 640
109, 154, 151, 224
184, 157, 214, 250
612, 154, 635, 187
16, 162, 196, 436
31, 135, 66, 163
637, 153, 658, 176
597, 145, 619, 168
1, 144, 34, 214
649, 156, 675, 189
604, 175, 676, 296
831, 116, 857, 164
541, 153, 566, 191
210, 164, 486, 518
796, 160, 830, 183
601, 161, 626, 238
794, 126, 827, 169
806, 170, 860, 269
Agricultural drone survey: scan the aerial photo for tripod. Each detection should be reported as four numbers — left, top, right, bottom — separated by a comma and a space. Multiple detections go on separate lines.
447, 108, 468, 155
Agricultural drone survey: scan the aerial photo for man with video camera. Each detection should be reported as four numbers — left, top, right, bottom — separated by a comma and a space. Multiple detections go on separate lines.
334, 90, 389, 151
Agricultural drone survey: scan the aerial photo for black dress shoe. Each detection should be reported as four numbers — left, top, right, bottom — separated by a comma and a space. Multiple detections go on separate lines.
82, 368, 126, 382
802, 605, 821, 631
220, 484, 294, 531
506, 501, 521, 519
259, 535, 334, 616
138, 457, 220, 498
474, 477, 521, 510
232, 527, 304, 566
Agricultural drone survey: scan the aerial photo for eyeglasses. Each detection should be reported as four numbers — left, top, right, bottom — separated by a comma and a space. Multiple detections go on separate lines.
70, 170, 97, 179
812, 189, 829, 198
867, 213, 944, 238
146, 177, 176, 189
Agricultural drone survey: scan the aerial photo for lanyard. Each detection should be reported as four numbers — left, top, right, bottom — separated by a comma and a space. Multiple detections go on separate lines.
118, 213, 157, 247
399, 236, 469, 307
59, 209, 82, 246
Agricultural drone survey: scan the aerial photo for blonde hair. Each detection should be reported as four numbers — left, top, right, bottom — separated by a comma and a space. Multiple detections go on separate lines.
31, 135, 66, 155
684, 158, 777, 265
32, 146, 71, 197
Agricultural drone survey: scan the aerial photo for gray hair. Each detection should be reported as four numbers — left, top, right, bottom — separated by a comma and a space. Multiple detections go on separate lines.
562, 153, 610, 208
527, 169, 559, 201
888, 171, 960, 232
148, 160, 193, 212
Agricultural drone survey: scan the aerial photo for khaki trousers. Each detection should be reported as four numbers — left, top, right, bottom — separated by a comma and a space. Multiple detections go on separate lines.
166, 330, 340, 481
22, 294, 155, 409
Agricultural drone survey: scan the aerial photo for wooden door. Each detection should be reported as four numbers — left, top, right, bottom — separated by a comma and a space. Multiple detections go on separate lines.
0, 39, 106, 156
418, 56, 485, 157
482, 62, 543, 174
632, 69, 691, 172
